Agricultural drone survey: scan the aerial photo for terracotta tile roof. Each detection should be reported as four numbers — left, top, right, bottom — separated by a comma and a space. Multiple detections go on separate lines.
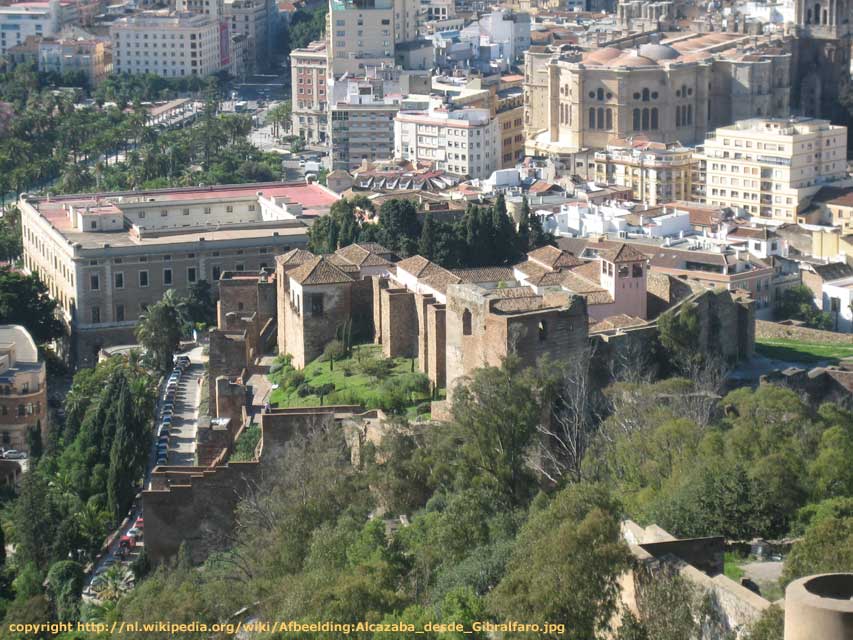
599, 243, 648, 263
559, 260, 613, 305
275, 248, 315, 267
334, 243, 393, 268
288, 256, 354, 285
395, 255, 432, 277
590, 314, 646, 332
490, 297, 551, 313
514, 260, 549, 280
527, 245, 584, 270
452, 267, 516, 283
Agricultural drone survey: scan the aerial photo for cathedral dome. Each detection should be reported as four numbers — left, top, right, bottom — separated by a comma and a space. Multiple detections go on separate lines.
638, 43, 681, 61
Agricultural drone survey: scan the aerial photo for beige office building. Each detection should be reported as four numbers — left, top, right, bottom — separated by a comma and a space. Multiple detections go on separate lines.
701, 117, 847, 223
111, 11, 224, 78
594, 141, 694, 206
327, 0, 422, 76
19, 182, 340, 365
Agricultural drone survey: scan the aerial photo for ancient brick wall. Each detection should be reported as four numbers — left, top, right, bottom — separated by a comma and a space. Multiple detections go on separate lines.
143, 407, 362, 565
257, 279, 276, 327
285, 283, 352, 369
381, 288, 418, 358
756, 319, 853, 344
445, 286, 492, 394
215, 376, 248, 424
217, 278, 261, 328
415, 294, 436, 375
427, 304, 446, 387
207, 329, 250, 415
351, 278, 375, 343
276, 261, 290, 356
505, 300, 589, 369
372, 276, 388, 345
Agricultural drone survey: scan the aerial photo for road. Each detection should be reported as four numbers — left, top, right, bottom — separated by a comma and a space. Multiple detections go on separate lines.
166, 347, 205, 466
83, 347, 205, 600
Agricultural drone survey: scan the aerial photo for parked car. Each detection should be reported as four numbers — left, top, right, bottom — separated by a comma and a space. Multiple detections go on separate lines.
119, 534, 136, 550
161, 416, 172, 425
3, 450, 25, 459
135, 517, 144, 529
127, 527, 142, 539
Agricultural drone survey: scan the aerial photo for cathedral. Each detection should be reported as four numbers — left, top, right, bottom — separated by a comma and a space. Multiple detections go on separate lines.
793, 0, 852, 121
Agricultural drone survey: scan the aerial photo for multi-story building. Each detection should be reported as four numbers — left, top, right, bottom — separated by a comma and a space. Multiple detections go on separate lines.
700, 117, 848, 223
291, 40, 329, 144
39, 36, 109, 85
111, 11, 225, 78
19, 182, 340, 365
395, 104, 499, 178
329, 74, 402, 170
594, 140, 694, 206
0, 325, 48, 455
224, 0, 274, 72
495, 82, 525, 169
524, 32, 792, 158
327, 0, 396, 76
0, 0, 70, 56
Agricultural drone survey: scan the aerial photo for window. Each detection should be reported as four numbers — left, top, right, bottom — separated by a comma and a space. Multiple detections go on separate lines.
160, 209, 168, 217
204, 207, 211, 214
538, 321, 547, 341
183, 208, 190, 215
462, 309, 472, 335
633, 108, 640, 130
164, 268, 172, 285
187, 267, 197, 283
139, 271, 149, 287
632, 264, 644, 278
310, 293, 324, 316
114, 272, 124, 289
212, 266, 221, 281
235, 264, 244, 272
91, 306, 100, 323
226, 205, 233, 213
90, 274, 100, 291
116, 304, 125, 322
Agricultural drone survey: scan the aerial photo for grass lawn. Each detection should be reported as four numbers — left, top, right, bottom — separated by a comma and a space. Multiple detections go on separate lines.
268, 344, 438, 418
755, 338, 853, 365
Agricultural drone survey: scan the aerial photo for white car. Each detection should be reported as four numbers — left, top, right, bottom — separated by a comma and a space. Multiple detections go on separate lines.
3, 450, 25, 460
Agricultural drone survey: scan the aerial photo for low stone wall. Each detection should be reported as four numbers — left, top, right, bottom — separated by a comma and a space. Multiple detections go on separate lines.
756, 320, 853, 344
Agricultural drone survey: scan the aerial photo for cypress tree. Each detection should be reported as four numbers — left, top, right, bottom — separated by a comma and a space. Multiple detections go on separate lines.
517, 196, 531, 253
419, 212, 437, 260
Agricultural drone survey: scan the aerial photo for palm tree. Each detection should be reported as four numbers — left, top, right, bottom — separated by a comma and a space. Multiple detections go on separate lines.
92, 565, 134, 602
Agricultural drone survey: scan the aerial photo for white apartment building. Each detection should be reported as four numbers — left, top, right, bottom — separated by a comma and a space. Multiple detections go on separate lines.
291, 40, 328, 144
111, 11, 224, 78
395, 105, 499, 178
330, 75, 402, 169
0, 0, 70, 55
701, 117, 848, 224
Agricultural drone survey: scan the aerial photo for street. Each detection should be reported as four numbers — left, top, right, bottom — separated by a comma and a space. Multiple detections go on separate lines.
165, 347, 205, 466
